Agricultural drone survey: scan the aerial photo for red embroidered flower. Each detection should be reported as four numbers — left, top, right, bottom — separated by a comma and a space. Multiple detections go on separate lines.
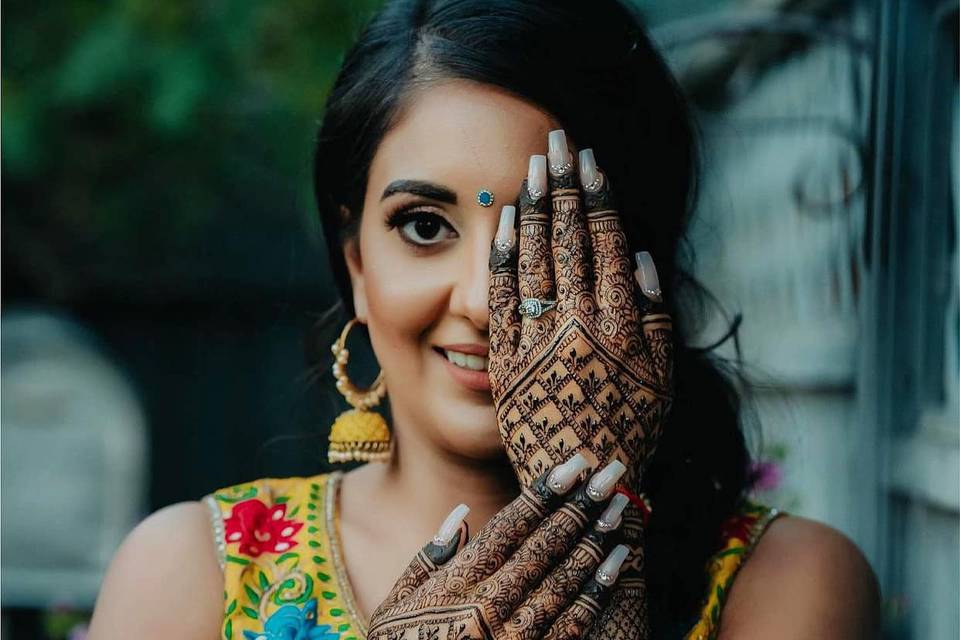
720, 512, 759, 543
224, 499, 303, 557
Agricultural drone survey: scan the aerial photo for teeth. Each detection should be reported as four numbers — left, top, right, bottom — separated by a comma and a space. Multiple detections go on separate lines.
444, 350, 488, 371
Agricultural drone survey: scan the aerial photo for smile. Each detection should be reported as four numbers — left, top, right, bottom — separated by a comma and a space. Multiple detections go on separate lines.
442, 349, 488, 371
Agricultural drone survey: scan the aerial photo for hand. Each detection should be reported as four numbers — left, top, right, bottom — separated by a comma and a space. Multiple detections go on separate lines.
487, 130, 674, 639
367, 457, 632, 640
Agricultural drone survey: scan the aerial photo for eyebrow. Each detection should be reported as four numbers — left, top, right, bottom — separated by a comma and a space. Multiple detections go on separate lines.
380, 179, 458, 204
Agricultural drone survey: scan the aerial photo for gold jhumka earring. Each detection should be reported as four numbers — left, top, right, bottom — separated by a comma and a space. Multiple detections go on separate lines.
327, 318, 391, 463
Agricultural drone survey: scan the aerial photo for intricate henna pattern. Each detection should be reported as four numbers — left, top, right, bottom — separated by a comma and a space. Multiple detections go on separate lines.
487, 161, 675, 640
368, 477, 617, 640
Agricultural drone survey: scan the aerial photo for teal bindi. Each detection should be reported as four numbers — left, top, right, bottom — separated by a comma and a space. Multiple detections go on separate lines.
476, 189, 494, 207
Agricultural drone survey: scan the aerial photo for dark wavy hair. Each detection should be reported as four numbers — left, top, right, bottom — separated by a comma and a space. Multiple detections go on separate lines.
311, 0, 752, 635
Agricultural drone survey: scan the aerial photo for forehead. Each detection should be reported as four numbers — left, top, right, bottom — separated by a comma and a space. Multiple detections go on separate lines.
367, 80, 556, 200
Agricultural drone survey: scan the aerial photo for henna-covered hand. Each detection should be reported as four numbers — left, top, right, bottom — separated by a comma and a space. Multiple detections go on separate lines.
367, 457, 632, 640
487, 131, 675, 640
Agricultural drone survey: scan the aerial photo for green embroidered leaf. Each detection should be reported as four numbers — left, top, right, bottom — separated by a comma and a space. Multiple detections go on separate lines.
288, 505, 301, 517
330, 608, 344, 616
225, 555, 250, 566
244, 584, 261, 605
242, 606, 258, 620
309, 540, 321, 548
310, 483, 320, 491
224, 619, 233, 639
282, 578, 296, 590
338, 623, 351, 632
308, 526, 319, 534
715, 547, 746, 559
322, 591, 337, 600
258, 571, 270, 589
312, 555, 324, 564
275, 496, 289, 503
307, 502, 317, 510
215, 487, 258, 503
225, 599, 238, 615
307, 514, 317, 521
276, 552, 300, 564
317, 571, 331, 582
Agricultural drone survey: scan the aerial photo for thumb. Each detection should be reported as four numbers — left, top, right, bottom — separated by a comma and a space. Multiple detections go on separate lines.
373, 504, 470, 615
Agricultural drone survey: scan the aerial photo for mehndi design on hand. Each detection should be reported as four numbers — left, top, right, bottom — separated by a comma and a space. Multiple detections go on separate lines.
487, 131, 675, 640
367, 457, 631, 640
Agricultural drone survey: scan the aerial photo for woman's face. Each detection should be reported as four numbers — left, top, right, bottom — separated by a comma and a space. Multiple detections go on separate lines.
345, 80, 557, 461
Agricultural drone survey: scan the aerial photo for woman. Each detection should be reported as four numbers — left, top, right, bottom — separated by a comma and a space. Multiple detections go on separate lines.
88, 1, 879, 638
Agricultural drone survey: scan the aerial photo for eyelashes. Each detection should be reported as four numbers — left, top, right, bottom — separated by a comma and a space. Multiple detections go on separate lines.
385, 205, 459, 248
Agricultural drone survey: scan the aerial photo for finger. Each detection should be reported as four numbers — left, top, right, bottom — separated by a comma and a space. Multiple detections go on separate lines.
518, 155, 556, 352
580, 149, 640, 342
505, 494, 629, 640
372, 504, 470, 615
548, 129, 594, 321
540, 545, 630, 640
634, 251, 674, 394
489, 205, 521, 361
435, 454, 591, 592
478, 460, 627, 621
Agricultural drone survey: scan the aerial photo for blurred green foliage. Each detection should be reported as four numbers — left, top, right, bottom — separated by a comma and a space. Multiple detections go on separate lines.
3, 0, 383, 302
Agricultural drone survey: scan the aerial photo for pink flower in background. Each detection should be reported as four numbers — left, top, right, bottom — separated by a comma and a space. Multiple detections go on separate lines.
750, 460, 783, 492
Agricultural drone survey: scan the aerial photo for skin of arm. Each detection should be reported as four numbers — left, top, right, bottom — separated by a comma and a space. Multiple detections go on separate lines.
87, 502, 223, 640
719, 517, 881, 639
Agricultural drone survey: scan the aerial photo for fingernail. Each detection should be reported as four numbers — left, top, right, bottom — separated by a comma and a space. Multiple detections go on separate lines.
586, 459, 627, 501
546, 452, 590, 495
528, 155, 547, 198
434, 503, 470, 545
579, 148, 602, 192
635, 251, 662, 302
595, 544, 630, 586
548, 129, 573, 176
596, 493, 629, 532
494, 205, 517, 251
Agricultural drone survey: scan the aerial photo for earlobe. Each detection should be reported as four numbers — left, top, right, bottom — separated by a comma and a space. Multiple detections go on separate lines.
343, 236, 369, 322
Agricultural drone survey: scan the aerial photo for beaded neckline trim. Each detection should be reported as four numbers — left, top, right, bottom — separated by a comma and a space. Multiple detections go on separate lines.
325, 471, 368, 636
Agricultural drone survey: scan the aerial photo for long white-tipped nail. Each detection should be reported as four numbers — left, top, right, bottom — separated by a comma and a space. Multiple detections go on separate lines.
433, 504, 470, 545
596, 493, 629, 532
595, 544, 630, 586
586, 460, 627, 501
634, 251, 662, 302
548, 129, 573, 176
579, 149, 602, 192
546, 452, 590, 495
528, 155, 547, 198
494, 205, 517, 251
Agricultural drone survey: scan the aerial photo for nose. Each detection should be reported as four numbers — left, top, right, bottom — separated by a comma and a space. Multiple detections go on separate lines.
448, 232, 492, 332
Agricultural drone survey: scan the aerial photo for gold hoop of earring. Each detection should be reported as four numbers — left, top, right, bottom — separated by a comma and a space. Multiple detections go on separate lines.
327, 318, 391, 463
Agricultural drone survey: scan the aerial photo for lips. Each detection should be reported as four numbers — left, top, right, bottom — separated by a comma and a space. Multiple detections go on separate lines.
435, 344, 491, 392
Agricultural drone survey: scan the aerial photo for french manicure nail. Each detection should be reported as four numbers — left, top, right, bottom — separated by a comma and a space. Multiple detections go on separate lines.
586, 459, 627, 501
548, 129, 573, 176
494, 205, 517, 251
546, 452, 590, 495
579, 149, 602, 192
635, 251, 662, 302
596, 493, 629, 532
528, 155, 547, 198
595, 544, 630, 586
434, 503, 470, 545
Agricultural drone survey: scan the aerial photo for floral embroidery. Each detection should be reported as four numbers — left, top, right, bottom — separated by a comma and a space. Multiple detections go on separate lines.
225, 499, 304, 557
242, 599, 341, 640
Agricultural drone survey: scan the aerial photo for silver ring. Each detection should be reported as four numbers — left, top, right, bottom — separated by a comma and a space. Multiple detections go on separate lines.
518, 298, 557, 319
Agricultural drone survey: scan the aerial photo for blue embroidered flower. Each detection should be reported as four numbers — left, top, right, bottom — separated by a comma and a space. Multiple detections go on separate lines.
242, 600, 340, 640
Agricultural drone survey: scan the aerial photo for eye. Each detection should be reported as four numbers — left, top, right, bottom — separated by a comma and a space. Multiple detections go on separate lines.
389, 209, 458, 247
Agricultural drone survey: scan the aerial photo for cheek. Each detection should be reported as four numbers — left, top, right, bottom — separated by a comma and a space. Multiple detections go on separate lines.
359, 233, 452, 346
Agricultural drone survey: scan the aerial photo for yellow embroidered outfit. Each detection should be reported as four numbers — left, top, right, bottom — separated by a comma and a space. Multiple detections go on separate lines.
205, 472, 779, 640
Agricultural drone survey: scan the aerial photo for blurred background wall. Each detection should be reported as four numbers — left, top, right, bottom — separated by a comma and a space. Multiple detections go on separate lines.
2, 1, 957, 638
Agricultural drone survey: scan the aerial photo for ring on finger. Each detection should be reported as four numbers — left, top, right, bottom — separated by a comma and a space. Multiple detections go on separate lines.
518, 298, 557, 319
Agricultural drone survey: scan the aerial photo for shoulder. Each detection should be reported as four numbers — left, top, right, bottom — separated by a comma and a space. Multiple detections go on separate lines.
719, 516, 881, 639
88, 501, 223, 639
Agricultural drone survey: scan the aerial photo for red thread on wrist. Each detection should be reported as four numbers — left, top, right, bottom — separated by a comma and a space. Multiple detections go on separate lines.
615, 486, 653, 525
